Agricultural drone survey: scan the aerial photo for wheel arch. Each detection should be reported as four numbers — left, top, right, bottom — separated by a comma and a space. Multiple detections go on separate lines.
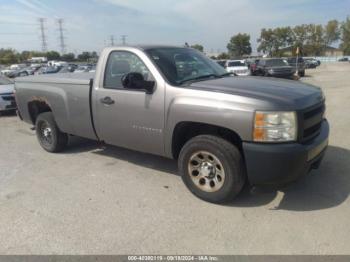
28, 98, 52, 125
171, 121, 244, 160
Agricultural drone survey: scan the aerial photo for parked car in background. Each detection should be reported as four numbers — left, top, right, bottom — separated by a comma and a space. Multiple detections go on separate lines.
338, 57, 349, 62
0, 76, 16, 113
58, 66, 74, 73
286, 57, 306, 77
255, 58, 295, 78
7, 67, 35, 78
47, 61, 68, 67
249, 59, 260, 75
36, 66, 62, 75
74, 65, 91, 73
304, 58, 319, 69
216, 60, 226, 68
67, 64, 78, 72
225, 60, 250, 76
89, 65, 97, 73
1, 67, 15, 76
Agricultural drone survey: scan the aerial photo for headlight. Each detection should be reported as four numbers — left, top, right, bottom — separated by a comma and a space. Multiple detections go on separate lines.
253, 111, 297, 142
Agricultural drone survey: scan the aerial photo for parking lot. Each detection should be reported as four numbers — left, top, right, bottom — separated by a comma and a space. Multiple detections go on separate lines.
0, 63, 349, 254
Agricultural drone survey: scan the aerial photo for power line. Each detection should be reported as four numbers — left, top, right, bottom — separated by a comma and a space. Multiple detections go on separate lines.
110, 35, 115, 46
57, 18, 66, 54
121, 35, 127, 45
0, 22, 37, 26
38, 18, 47, 52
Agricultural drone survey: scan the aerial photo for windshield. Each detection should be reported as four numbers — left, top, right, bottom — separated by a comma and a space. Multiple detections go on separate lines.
0, 76, 13, 85
265, 59, 289, 67
227, 61, 246, 67
145, 47, 228, 86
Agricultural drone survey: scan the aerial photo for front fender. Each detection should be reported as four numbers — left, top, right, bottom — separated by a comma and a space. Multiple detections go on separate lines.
164, 95, 255, 157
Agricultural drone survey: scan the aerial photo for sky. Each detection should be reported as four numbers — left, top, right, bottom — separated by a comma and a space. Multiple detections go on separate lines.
0, 0, 349, 55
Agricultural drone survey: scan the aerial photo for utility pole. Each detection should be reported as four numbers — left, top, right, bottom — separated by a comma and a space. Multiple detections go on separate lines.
38, 18, 47, 52
110, 35, 115, 46
121, 35, 127, 45
57, 18, 66, 55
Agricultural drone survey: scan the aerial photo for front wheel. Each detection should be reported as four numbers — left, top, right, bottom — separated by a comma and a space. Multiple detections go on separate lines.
178, 135, 245, 203
35, 112, 68, 152
298, 70, 305, 77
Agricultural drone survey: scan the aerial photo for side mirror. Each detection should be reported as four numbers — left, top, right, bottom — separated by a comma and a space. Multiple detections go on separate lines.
121, 72, 155, 94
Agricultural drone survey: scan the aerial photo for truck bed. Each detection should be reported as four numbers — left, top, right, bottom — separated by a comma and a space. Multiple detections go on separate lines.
15, 72, 95, 85
15, 73, 98, 140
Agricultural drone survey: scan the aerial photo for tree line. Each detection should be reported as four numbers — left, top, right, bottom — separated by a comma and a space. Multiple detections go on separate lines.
0, 49, 98, 65
209, 16, 350, 59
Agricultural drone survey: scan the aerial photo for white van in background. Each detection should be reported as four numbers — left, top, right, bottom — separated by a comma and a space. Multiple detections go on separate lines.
225, 60, 250, 76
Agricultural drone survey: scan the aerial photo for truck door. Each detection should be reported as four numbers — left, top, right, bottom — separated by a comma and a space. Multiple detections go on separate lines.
93, 50, 165, 156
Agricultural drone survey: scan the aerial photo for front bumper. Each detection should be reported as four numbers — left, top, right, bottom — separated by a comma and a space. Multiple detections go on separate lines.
270, 72, 295, 78
0, 94, 17, 111
229, 70, 250, 76
243, 120, 329, 185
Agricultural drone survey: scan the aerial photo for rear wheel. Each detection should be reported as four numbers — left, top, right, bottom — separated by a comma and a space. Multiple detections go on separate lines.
35, 112, 68, 152
178, 135, 245, 203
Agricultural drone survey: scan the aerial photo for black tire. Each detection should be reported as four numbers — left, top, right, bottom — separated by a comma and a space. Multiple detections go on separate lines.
298, 70, 305, 77
35, 112, 68, 152
178, 135, 245, 203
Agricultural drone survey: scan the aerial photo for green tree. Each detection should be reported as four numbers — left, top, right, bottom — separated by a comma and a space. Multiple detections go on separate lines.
190, 44, 204, 52
0, 49, 18, 64
30, 51, 47, 57
61, 53, 75, 62
77, 52, 91, 61
340, 17, 350, 55
227, 33, 252, 57
77, 51, 98, 62
46, 51, 61, 60
217, 52, 230, 60
257, 28, 275, 56
19, 51, 32, 62
324, 20, 341, 47
304, 24, 324, 56
291, 24, 309, 55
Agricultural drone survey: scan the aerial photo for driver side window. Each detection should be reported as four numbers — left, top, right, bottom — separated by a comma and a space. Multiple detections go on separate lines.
104, 51, 152, 89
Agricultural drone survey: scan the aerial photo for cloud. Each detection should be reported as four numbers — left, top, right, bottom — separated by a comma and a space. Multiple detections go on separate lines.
1, 0, 349, 53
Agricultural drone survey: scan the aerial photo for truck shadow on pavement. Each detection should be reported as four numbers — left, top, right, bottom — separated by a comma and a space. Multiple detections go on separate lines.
231, 145, 350, 211
65, 136, 178, 175
65, 138, 349, 211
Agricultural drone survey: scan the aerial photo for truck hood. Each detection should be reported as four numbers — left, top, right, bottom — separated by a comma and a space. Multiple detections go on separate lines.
189, 76, 324, 110
0, 84, 14, 95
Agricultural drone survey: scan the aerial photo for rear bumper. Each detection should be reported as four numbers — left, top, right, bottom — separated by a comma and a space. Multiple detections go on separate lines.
243, 120, 329, 185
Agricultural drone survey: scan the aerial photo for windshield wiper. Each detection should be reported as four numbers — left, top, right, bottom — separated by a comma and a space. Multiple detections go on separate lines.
180, 73, 232, 85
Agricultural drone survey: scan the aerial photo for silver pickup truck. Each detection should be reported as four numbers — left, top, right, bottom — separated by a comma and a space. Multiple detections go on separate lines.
15, 45, 329, 203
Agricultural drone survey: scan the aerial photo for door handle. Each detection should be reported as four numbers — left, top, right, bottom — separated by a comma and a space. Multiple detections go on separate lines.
100, 96, 115, 105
